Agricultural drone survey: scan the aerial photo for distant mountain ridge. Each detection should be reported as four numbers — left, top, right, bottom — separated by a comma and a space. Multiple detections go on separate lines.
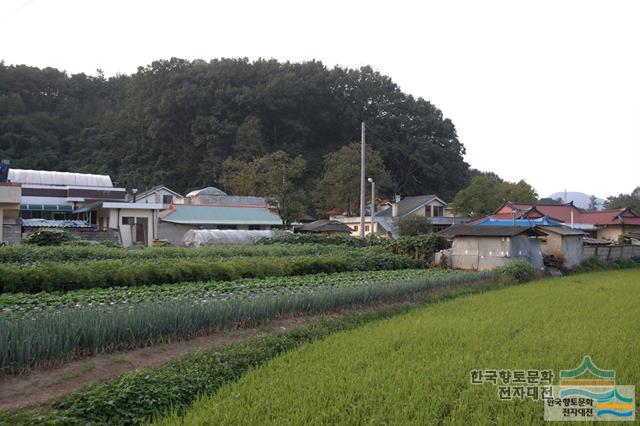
547, 192, 605, 210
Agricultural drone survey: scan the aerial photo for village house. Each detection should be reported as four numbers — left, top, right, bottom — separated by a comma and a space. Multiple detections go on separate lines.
331, 194, 469, 238
0, 167, 165, 246
129, 185, 183, 207
158, 186, 283, 245
440, 225, 545, 271
470, 215, 585, 268
487, 202, 640, 242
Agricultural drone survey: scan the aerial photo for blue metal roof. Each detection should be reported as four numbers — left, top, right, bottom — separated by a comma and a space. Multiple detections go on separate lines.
476, 216, 561, 227
160, 204, 283, 226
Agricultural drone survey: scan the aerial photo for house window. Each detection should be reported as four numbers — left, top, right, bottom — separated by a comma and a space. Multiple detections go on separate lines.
365, 225, 370, 232
353, 225, 359, 232
248, 225, 261, 230
217, 225, 238, 230
122, 216, 135, 225
433, 206, 444, 217
162, 194, 173, 204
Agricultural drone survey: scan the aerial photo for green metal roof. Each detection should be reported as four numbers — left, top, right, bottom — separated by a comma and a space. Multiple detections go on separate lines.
161, 204, 283, 225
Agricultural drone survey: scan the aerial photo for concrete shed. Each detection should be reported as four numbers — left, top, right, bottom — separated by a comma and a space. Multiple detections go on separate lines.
537, 226, 585, 268
441, 225, 544, 271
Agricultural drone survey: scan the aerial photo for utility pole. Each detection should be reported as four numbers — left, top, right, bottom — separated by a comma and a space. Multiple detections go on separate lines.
359, 122, 366, 239
368, 178, 375, 236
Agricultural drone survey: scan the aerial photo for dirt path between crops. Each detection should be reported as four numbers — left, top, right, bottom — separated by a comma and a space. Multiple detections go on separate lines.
0, 281, 486, 412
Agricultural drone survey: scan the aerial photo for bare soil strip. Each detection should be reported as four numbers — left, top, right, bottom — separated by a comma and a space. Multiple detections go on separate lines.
0, 281, 485, 412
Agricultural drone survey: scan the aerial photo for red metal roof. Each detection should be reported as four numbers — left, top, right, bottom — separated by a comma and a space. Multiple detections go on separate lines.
580, 209, 640, 225
487, 203, 640, 226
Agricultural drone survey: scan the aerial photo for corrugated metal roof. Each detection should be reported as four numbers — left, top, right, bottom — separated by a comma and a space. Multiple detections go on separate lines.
537, 226, 585, 236
20, 219, 93, 228
440, 225, 544, 237
477, 217, 561, 227
160, 204, 283, 225
8, 169, 113, 188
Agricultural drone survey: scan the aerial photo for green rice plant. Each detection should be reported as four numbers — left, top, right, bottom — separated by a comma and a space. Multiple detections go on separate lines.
0, 271, 490, 373
159, 268, 640, 426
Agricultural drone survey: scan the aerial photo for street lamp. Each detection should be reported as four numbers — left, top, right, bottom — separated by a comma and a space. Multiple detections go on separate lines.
368, 178, 375, 236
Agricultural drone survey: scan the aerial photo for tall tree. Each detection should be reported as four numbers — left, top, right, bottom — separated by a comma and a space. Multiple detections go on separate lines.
452, 175, 538, 216
318, 142, 392, 216
586, 195, 599, 211
221, 151, 307, 226
604, 187, 640, 211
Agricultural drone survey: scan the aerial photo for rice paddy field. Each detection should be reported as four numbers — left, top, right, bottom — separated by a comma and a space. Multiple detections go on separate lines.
158, 268, 640, 425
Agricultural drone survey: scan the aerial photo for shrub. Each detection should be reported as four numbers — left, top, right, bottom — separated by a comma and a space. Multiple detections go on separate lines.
375, 234, 450, 265
22, 229, 77, 246
572, 256, 640, 274
495, 261, 537, 283
395, 215, 432, 236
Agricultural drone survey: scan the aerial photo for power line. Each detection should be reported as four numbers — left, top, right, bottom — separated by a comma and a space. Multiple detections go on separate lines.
0, 0, 38, 24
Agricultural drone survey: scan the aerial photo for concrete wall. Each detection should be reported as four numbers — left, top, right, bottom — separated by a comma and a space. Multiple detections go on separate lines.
583, 245, 640, 261
2, 224, 21, 245
596, 225, 640, 242
540, 234, 583, 268
562, 236, 584, 268
450, 236, 543, 271
159, 222, 194, 246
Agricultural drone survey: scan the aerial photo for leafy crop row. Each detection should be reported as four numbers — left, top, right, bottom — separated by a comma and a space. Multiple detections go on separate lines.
0, 271, 490, 373
1, 269, 455, 315
0, 243, 358, 264
0, 250, 418, 293
2, 280, 501, 426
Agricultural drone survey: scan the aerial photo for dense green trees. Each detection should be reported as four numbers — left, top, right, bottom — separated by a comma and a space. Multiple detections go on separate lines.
221, 151, 307, 226
452, 174, 538, 216
604, 187, 640, 211
0, 58, 470, 213
318, 142, 391, 216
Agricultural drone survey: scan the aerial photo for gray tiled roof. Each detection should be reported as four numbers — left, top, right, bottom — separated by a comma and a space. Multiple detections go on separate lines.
440, 225, 544, 237
375, 195, 438, 218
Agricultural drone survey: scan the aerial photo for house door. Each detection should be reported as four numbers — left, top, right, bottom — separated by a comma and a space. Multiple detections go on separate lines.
135, 217, 148, 246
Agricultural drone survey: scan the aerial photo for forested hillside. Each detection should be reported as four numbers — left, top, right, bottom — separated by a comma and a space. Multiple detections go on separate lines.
0, 58, 470, 203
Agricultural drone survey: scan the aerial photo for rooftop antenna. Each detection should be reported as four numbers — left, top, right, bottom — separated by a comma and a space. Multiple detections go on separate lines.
564, 188, 568, 204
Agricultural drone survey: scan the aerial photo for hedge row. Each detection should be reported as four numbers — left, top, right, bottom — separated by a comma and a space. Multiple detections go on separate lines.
0, 243, 355, 264
0, 251, 419, 294
0, 271, 489, 373
4, 280, 499, 425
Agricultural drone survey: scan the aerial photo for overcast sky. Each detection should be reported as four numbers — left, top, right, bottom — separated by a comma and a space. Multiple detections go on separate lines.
1, 0, 639, 198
